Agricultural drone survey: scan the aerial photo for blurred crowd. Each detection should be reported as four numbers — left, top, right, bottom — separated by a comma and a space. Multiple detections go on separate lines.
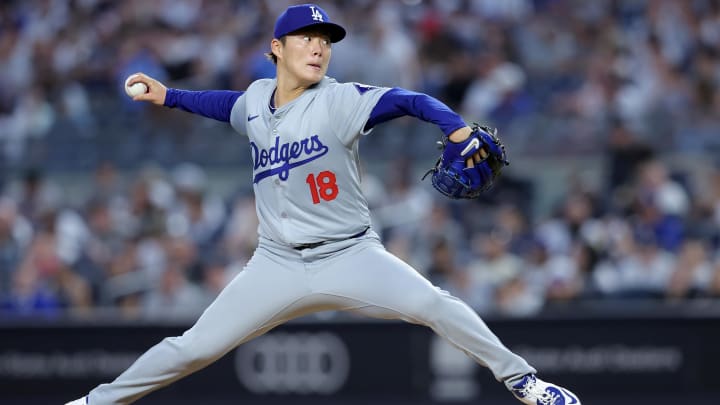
1, 0, 720, 319
1, 153, 720, 319
3, 0, 720, 163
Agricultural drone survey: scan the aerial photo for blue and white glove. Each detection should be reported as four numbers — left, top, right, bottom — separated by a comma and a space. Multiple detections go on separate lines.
423, 124, 509, 199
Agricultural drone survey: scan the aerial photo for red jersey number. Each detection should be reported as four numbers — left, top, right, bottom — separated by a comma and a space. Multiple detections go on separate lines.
306, 171, 339, 204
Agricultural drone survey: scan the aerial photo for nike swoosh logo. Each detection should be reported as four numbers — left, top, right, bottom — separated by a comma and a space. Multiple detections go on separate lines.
247, 114, 259, 122
561, 388, 579, 404
461, 138, 480, 156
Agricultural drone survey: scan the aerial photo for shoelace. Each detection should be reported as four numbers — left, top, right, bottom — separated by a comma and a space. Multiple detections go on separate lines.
517, 378, 561, 405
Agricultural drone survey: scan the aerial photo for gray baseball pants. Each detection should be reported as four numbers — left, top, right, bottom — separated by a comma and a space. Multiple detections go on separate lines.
88, 232, 534, 404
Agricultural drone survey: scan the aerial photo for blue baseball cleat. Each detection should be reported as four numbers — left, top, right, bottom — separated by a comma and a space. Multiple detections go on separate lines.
64, 396, 88, 405
510, 374, 581, 405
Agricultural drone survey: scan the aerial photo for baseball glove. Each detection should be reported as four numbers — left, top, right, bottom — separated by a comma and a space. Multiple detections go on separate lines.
423, 123, 509, 199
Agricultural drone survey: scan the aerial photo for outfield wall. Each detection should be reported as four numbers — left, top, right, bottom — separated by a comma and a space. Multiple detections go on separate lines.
1, 313, 718, 404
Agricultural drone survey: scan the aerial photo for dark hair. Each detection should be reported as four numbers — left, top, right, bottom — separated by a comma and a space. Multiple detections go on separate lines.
265, 36, 286, 65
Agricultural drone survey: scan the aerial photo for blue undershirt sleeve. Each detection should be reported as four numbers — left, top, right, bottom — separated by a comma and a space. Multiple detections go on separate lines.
163, 89, 244, 122
365, 87, 467, 136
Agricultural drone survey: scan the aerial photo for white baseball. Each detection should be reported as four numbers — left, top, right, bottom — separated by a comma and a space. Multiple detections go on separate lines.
125, 76, 148, 97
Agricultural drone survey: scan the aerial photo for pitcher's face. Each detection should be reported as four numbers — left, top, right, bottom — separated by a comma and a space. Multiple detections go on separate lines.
275, 30, 332, 86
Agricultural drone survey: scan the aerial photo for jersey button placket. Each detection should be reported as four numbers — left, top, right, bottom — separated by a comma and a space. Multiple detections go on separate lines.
271, 114, 279, 136
276, 176, 288, 224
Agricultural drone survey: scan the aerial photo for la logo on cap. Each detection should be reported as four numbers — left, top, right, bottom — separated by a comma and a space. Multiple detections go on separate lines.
309, 6, 324, 22
273, 3, 346, 43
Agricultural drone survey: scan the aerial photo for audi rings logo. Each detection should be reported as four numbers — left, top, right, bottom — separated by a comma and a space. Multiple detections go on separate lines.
234, 332, 350, 394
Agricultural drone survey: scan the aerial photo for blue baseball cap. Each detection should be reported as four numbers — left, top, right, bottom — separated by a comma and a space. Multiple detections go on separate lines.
274, 4, 346, 43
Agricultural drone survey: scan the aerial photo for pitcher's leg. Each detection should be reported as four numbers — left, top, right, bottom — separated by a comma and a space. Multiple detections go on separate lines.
89, 249, 310, 405
313, 240, 535, 382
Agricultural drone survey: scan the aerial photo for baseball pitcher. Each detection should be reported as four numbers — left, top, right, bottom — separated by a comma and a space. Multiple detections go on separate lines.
67, 4, 580, 405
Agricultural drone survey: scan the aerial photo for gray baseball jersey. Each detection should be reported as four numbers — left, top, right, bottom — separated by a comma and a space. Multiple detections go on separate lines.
85, 76, 536, 404
229, 77, 385, 245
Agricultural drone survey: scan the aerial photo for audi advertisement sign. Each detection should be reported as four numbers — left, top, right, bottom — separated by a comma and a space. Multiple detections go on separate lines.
1, 316, 719, 403
234, 332, 350, 395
